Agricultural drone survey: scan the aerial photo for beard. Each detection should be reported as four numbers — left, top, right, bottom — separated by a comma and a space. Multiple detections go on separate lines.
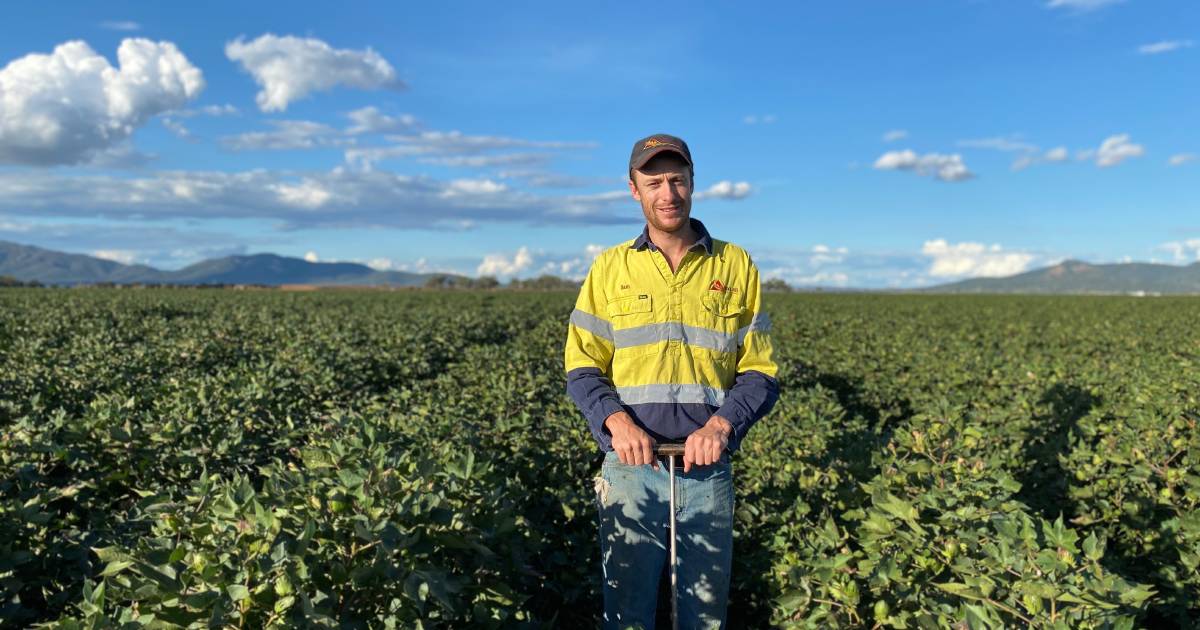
641, 202, 692, 234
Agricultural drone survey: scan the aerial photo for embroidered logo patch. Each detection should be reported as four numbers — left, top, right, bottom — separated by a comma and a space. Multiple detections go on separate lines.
708, 279, 726, 292
643, 138, 677, 150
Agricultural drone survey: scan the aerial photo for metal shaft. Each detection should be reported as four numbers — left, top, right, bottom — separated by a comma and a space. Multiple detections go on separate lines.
669, 453, 678, 630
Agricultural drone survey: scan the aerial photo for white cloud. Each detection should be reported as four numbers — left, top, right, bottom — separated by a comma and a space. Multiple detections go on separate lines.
957, 136, 1039, 153
345, 107, 418, 134
477, 246, 533, 277
225, 34, 402, 112
1138, 40, 1194, 55
1159, 239, 1200, 263
1092, 134, 1144, 167
0, 168, 638, 230
161, 117, 192, 139
303, 251, 320, 263
497, 170, 607, 188
1012, 146, 1069, 171
743, 114, 777, 125
0, 39, 204, 165
809, 244, 849, 266
363, 256, 457, 274
221, 120, 349, 151
345, 130, 593, 169
273, 180, 333, 209
0, 217, 33, 232
874, 150, 973, 182
1043, 146, 1069, 162
201, 104, 239, 116
1168, 153, 1196, 166
100, 21, 141, 31
694, 180, 753, 200
92, 249, 138, 264
171, 104, 239, 118
922, 239, 1035, 278
882, 129, 908, 142
419, 153, 549, 168
1046, 0, 1124, 11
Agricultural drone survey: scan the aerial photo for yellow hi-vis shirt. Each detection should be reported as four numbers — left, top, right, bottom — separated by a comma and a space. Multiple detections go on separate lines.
564, 219, 778, 452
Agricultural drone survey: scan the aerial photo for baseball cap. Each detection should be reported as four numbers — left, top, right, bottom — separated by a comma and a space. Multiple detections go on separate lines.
629, 133, 692, 172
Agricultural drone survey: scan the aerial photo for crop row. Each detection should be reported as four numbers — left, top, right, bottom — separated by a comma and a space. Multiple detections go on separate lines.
0, 289, 1196, 627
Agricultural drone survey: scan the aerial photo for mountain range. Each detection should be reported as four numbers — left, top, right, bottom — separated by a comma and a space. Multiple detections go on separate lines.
924, 259, 1200, 294
4, 240, 1200, 293
0, 241, 441, 287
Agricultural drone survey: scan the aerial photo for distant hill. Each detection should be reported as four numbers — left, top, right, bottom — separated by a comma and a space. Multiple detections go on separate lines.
0, 241, 448, 287
926, 259, 1200, 294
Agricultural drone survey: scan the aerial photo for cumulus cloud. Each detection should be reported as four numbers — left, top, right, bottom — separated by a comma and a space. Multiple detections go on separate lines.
1138, 40, 1193, 55
1168, 153, 1196, 166
1159, 239, 1200, 263
477, 246, 533, 277
874, 150, 973, 182
303, 251, 319, 263
694, 180, 753, 200
1046, 0, 1124, 11
0, 38, 204, 165
922, 239, 1035, 278
363, 256, 459, 274
1090, 134, 1144, 167
225, 34, 402, 112
882, 129, 908, 142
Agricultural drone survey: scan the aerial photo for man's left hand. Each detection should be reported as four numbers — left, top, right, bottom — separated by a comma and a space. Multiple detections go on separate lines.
683, 415, 732, 473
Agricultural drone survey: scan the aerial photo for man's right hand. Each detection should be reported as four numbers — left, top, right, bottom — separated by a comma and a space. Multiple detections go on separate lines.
604, 411, 658, 469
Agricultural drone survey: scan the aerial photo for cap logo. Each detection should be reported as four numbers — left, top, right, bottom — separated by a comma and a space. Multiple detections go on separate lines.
643, 138, 675, 150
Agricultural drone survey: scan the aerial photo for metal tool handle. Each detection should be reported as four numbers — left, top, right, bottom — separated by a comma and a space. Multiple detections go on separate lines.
654, 443, 686, 457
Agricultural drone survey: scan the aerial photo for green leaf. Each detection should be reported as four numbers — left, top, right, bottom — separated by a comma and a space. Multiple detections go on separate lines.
227, 584, 251, 602
934, 582, 985, 601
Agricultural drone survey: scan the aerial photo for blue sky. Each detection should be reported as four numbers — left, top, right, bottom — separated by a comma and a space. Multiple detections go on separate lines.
0, 0, 1196, 287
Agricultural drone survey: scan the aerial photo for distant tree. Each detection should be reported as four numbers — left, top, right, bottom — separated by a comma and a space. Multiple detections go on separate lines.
764, 278, 792, 293
472, 276, 500, 289
506, 275, 582, 290
424, 274, 455, 289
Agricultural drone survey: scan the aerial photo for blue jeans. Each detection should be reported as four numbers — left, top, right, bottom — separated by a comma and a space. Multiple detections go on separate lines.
595, 450, 734, 630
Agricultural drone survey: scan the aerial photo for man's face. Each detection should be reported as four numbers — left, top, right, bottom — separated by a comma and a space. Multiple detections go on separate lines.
628, 153, 693, 234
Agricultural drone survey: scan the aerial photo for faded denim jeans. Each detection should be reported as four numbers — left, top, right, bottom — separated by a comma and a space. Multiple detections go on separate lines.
595, 450, 734, 630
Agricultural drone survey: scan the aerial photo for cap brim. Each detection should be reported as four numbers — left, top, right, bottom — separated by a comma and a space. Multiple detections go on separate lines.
631, 146, 692, 171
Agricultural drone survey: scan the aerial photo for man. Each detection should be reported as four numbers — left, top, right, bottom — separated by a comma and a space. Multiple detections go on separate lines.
564, 133, 779, 628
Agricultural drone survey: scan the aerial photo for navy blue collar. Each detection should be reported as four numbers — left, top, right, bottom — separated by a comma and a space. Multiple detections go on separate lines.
631, 218, 714, 255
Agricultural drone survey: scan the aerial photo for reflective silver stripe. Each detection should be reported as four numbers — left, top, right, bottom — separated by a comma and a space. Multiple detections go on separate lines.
737, 311, 771, 346
613, 322, 736, 354
616, 383, 727, 407
570, 309, 613, 342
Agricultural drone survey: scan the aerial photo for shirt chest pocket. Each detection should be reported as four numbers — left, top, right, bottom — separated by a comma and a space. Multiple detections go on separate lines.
606, 294, 658, 356
699, 293, 744, 368
701, 293, 745, 325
